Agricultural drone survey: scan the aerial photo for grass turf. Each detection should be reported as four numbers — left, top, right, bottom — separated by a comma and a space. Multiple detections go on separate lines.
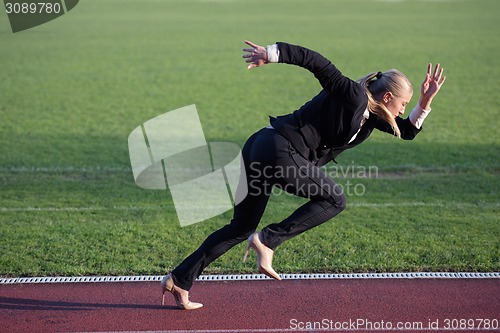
0, 0, 498, 277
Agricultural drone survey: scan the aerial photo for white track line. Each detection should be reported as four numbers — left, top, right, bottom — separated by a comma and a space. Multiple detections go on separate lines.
0, 164, 488, 173
1, 272, 498, 284
0, 166, 132, 173
74, 328, 500, 333
1, 202, 498, 213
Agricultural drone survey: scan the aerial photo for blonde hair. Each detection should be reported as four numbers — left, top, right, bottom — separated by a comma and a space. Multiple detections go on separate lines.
357, 69, 413, 138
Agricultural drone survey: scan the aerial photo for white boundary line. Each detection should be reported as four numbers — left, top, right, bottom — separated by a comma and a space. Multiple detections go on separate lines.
1, 202, 498, 212
74, 329, 500, 333
1, 163, 493, 174
1, 272, 498, 284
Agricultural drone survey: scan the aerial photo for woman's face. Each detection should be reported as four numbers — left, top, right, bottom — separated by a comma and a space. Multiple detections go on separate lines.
380, 91, 413, 118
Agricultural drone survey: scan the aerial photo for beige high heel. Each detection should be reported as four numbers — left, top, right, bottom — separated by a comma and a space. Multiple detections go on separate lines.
243, 232, 282, 281
161, 274, 203, 310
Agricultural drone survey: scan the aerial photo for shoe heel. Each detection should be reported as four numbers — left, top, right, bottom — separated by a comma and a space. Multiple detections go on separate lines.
161, 274, 174, 306
243, 244, 250, 263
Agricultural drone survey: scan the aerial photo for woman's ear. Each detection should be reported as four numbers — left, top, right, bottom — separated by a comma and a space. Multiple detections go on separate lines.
382, 91, 393, 104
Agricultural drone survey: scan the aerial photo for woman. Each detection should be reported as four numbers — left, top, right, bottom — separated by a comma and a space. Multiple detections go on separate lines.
161, 40, 446, 310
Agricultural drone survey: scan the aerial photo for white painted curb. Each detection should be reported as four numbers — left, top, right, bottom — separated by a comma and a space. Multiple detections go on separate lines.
1, 272, 499, 284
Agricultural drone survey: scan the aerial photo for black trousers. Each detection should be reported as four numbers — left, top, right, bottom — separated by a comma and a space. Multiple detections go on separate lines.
171, 128, 346, 290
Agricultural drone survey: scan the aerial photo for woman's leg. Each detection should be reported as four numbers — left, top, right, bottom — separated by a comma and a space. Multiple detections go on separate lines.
171, 190, 270, 290
259, 145, 346, 250
171, 129, 279, 291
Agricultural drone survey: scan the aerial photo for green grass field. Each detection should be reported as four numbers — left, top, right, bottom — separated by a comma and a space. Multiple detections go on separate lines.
0, 0, 498, 277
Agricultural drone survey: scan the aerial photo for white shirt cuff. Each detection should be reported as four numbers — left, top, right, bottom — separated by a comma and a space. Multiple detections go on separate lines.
266, 44, 279, 63
409, 104, 431, 129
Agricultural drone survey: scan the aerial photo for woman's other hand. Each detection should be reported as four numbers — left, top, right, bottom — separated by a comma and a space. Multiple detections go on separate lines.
242, 40, 268, 69
419, 63, 446, 109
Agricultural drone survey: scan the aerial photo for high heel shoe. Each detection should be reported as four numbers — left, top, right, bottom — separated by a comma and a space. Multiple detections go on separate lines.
243, 232, 282, 281
161, 274, 203, 310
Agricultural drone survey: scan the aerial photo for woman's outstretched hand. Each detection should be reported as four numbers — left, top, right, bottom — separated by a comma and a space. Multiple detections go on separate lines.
419, 63, 446, 109
242, 40, 268, 69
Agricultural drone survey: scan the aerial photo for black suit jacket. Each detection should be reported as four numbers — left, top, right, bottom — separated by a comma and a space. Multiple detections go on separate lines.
269, 42, 422, 166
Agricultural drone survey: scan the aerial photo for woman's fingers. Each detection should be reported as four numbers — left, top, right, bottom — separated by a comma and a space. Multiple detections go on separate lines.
433, 64, 441, 80
425, 63, 446, 86
437, 67, 444, 82
433, 64, 446, 86
439, 75, 447, 85
422, 63, 432, 86
433, 63, 439, 77
244, 40, 258, 48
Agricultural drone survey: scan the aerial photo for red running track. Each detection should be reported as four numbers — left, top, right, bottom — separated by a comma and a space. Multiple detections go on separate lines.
0, 278, 499, 333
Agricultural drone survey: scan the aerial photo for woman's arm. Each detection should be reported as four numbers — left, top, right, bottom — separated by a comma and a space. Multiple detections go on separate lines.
242, 40, 363, 100
375, 116, 422, 140
406, 63, 447, 130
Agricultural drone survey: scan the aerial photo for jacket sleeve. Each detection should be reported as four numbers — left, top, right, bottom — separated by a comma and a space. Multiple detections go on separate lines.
277, 42, 364, 101
374, 116, 422, 140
